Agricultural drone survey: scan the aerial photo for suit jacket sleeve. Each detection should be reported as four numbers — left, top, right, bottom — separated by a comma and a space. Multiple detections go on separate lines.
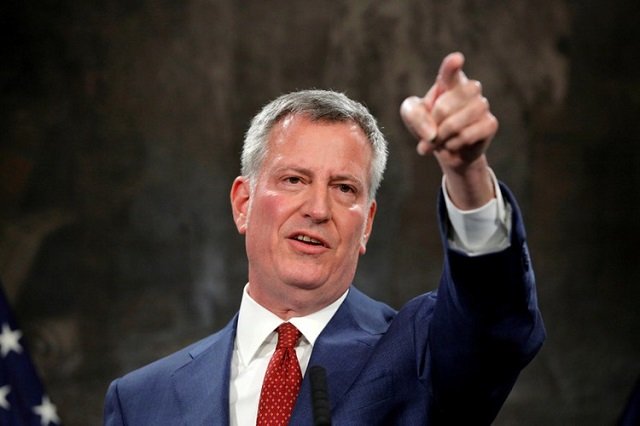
429, 182, 545, 424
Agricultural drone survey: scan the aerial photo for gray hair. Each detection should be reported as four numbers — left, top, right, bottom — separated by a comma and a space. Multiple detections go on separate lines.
241, 90, 388, 200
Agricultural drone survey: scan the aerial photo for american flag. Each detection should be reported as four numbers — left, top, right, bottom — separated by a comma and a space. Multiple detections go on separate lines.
0, 279, 61, 425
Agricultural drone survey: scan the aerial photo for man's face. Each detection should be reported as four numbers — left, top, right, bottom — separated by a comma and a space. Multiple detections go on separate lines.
231, 114, 377, 315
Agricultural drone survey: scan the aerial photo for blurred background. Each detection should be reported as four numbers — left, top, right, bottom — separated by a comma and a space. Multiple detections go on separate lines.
1, 0, 638, 424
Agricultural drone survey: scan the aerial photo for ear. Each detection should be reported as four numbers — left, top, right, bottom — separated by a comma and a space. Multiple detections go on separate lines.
359, 200, 377, 255
230, 176, 251, 235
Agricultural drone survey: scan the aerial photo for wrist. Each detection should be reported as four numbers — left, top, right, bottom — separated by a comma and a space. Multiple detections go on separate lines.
442, 156, 494, 210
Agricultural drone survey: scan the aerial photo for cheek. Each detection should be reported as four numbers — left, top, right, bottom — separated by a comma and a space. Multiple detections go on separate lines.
247, 191, 291, 232
342, 208, 369, 244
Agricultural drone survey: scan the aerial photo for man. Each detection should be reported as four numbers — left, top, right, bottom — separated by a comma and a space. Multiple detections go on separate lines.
104, 52, 545, 425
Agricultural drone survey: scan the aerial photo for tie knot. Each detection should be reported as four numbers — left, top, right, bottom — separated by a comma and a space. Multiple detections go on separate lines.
276, 322, 301, 349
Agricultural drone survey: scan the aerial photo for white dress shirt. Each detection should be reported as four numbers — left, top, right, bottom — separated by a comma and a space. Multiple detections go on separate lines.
229, 169, 511, 425
230, 287, 348, 425
444, 168, 512, 255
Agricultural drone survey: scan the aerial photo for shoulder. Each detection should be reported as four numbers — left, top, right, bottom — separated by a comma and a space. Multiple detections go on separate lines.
343, 286, 397, 334
342, 286, 441, 337
112, 315, 237, 393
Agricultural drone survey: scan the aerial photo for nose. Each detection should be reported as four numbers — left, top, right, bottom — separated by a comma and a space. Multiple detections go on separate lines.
302, 184, 332, 223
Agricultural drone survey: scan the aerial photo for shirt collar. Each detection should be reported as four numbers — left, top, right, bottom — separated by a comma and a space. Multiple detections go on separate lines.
236, 283, 348, 365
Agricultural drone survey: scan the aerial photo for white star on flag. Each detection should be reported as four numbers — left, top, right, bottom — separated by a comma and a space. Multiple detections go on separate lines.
0, 384, 10, 410
1, 281, 63, 424
33, 395, 60, 425
0, 323, 23, 357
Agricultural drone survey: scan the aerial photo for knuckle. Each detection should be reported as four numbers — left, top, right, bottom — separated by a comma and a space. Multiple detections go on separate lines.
487, 113, 499, 130
475, 97, 490, 114
464, 80, 482, 96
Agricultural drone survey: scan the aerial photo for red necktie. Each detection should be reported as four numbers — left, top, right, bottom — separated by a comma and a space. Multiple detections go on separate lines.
256, 322, 302, 426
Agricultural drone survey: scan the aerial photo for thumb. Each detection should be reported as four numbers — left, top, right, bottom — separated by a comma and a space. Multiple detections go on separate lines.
400, 96, 438, 143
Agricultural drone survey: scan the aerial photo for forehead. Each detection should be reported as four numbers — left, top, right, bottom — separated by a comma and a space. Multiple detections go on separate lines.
264, 114, 372, 171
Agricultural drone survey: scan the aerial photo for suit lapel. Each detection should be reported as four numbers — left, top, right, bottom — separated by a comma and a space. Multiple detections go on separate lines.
171, 315, 237, 425
167, 288, 393, 424
290, 288, 392, 423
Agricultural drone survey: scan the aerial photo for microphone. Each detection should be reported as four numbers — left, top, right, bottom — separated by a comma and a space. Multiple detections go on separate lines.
309, 365, 332, 426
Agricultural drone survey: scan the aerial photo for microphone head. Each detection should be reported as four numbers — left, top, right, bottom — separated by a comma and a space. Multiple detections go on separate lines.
309, 365, 331, 426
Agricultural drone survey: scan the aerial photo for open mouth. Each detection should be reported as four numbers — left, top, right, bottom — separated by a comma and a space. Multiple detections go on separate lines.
291, 234, 327, 247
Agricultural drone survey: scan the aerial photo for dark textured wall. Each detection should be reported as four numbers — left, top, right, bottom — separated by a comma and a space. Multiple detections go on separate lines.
1, 1, 638, 424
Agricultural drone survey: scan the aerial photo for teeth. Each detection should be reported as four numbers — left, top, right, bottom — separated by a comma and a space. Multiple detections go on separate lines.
295, 235, 322, 245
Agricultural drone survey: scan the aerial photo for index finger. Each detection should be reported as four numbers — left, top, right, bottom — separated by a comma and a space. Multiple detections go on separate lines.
437, 52, 468, 90
424, 52, 469, 109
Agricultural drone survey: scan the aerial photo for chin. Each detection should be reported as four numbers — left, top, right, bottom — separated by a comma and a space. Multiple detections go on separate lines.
283, 276, 327, 290
277, 264, 352, 294
284, 273, 350, 296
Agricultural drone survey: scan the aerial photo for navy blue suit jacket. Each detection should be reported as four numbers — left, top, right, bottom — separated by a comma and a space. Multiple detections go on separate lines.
104, 185, 545, 424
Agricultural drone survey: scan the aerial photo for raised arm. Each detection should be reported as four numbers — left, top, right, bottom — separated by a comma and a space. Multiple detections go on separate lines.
400, 52, 545, 423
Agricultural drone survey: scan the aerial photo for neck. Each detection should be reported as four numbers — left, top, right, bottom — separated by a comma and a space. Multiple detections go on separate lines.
247, 282, 348, 320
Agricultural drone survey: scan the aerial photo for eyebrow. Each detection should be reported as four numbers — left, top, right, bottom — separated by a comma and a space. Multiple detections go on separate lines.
275, 166, 366, 188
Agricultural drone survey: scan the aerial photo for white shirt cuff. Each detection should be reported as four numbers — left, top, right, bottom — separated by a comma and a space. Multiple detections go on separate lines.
442, 168, 512, 256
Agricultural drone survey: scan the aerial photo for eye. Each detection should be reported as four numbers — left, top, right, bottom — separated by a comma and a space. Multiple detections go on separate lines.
337, 184, 356, 194
284, 176, 302, 185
